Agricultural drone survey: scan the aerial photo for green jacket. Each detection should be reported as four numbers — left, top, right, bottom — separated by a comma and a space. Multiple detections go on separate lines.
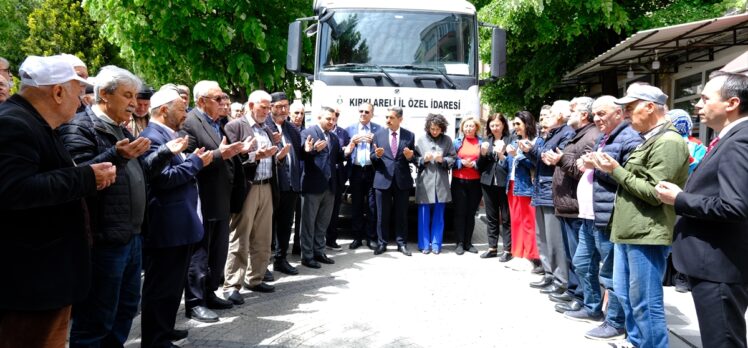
609, 123, 689, 245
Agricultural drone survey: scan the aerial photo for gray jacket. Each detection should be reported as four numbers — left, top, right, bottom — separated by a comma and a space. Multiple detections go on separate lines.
415, 134, 456, 204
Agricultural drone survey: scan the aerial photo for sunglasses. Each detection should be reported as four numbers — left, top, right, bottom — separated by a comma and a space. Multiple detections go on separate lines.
359, 110, 371, 114
512, 122, 522, 126
293, 111, 303, 115
203, 95, 225, 102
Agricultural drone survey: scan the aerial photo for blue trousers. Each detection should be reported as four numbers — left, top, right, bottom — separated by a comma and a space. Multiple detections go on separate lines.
418, 203, 445, 252
573, 221, 624, 328
613, 243, 669, 348
70, 235, 142, 348
559, 217, 583, 300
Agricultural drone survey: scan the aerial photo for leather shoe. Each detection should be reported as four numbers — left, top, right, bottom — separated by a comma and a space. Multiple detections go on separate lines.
301, 259, 321, 269
397, 245, 412, 256
480, 250, 499, 258
465, 245, 478, 253
206, 292, 233, 309
186, 306, 218, 323
374, 244, 387, 255
529, 277, 553, 289
263, 269, 275, 282
246, 282, 275, 293
455, 243, 465, 255
225, 290, 244, 305
315, 254, 335, 264
367, 240, 379, 250
167, 329, 188, 341
274, 258, 299, 275
555, 300, 582, 313
539, 284, 566, 295
499, 252, 513, 262
349, 239, 363, 249
549, 291, 574, 303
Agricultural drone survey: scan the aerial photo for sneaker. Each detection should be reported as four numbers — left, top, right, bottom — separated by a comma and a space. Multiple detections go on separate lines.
585, 321, 626, 341
326, 241, 342, 251
563, 309, 604, 324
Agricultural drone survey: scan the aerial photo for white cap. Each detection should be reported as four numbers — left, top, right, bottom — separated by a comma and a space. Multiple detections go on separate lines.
150, 88, 181, 110
60, 53, 87, 68
19, 55, 92, 87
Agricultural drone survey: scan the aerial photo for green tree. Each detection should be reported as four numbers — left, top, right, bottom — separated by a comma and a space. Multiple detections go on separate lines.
22, 0, 122, 74
84, 0, 313, 100
478, 0, 734, 115
0, 0, 42, 67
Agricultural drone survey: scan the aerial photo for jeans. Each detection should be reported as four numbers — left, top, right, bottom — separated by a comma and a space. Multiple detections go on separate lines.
70, 235, 142, 348
418, 203, 445, 252
559, 217, 583, 300
573, 221, 624, 328
613, 243, 669, 348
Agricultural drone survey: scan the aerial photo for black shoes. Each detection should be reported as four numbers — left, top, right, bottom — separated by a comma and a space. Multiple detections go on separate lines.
480, 250, 499, 258
549, 292, 574, 303
529, 277, 553, 289
326, 241, 342, 251
274, 258, 299, 275
263, 269, 275, 282
455, 244, 465, 255
245, 282, 275, 293
315, 254, 335, 264
465, 245, 478, 253
397, 245, 412, 256
302, 259, 321, 269
367, 240, 380, 250
167, 329, 188, 341
374, 244, 387, 255
555, 300, 583, 313
499, 252, 513, 262
539, 284, 566, 295
225, 290, 244, 305
206, 292, 233, 309
349, 239, 363, 249
186, 306, 219, 323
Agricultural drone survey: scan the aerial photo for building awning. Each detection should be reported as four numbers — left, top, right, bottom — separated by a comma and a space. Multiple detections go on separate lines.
564, 13, 748, 82
721, 50, 748, 74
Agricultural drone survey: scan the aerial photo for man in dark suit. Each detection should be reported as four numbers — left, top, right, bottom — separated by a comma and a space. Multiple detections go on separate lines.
0, 55, 114, 347
346, 102, 381, 250
371, 106, 417, 256
325, 111, 351, 251
657, 71, 748, 348
299, 106, 353, 268
139, 88, 213, 347
180, 80, 246, 322
266, 92, 302, 275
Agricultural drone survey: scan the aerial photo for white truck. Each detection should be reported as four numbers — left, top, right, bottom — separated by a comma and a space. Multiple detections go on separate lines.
286, 0, 505, 139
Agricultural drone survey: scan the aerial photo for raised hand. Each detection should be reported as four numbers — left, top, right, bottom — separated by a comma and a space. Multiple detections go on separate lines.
304, 135, 314, 152
374, 143, 385, 158
240, 136, 256, 154
313, 139, 327, 152
90, 162, 117, 190
116, 137, 151, 159
423, 151, 433, 162
506, 144, 517, 157
277, 143, 292, 160
480, 142, 490, 156
591, 152, 619, 173
402, 147, 414, 160
461, 159, 474, 168
193, 147, 213, 167
518, 139, 533, 152
272, 131, 281, 145
165, 135, 189, 155
218, 136, 244, 160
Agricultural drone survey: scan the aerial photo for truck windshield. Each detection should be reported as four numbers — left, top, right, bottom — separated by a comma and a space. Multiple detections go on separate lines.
319, 10, 476, 76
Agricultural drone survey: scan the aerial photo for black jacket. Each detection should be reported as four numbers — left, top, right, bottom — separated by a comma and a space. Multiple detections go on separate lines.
0, 95, 97, 310
477, 135, 510, 187
58, 106, 169, 246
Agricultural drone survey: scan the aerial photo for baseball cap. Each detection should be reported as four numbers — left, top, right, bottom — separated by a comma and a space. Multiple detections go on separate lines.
60, 53, 87, 68
19, 55, 92, 87
150, 88, 181, 110
615, 84, 668, 105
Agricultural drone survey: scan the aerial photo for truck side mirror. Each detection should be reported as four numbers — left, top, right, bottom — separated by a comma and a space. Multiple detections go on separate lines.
286, 21, 303, 73
491, 27, 506, 79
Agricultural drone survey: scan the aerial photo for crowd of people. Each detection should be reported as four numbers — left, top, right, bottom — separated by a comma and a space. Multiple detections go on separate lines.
1, 54, 747, 348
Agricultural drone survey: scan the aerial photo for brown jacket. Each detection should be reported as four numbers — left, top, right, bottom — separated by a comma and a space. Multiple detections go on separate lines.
552, 123, 601, 218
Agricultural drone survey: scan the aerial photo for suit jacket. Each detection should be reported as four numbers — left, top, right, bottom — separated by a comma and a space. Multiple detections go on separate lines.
346, 122, 382, 175
140, 123, 204, 248
0, 94, 96, 311
673, 120, 748, 283
333, 126, 351, 187
371, 127, 417, 191
179, 109, 235, 220
265, 117, 302, 193
300, 125, 344, 194
224, 116, 279, 211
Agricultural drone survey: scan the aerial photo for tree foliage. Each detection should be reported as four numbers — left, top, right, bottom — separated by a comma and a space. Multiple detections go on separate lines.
478, 0, 738, 115
84, 0, 313, 100
22, 0, 121, 73
0, 0, 42, 67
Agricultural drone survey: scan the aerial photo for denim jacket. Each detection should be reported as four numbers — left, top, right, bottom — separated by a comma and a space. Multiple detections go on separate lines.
504, 139, 535, 197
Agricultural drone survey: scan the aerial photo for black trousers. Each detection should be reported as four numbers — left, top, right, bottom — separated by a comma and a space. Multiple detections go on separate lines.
690, 276, 748, 348
292, 197, 302, 251
349, 165, 377, 242
481, 184, 511, 251
451, 178, 482, 246
274, 190, 299, 259
185, 218, 230, 309
326, 181, 345, 244
375, 184, 409, 246
142, 244, 192, 348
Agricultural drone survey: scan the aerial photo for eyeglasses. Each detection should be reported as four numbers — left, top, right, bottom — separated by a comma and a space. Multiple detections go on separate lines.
359, 110, 371, 114
273, 104, 289, 110
203, 95, 225, 103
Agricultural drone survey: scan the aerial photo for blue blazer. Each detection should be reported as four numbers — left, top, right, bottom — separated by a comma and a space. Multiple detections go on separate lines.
265, 117, 302, 193
140, 123, 204, 248
371, 127, 417, 191
300, 125, 344, 194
